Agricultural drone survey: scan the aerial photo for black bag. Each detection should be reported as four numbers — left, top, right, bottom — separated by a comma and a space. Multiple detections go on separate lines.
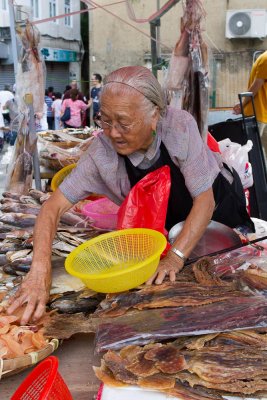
212, 164, 255, 232
60, 106, 71, 122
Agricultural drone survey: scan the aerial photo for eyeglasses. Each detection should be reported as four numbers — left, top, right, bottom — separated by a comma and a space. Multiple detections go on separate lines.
100, 119, 140, 134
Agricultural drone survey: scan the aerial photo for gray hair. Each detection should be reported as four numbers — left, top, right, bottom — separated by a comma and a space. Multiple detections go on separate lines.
102, 66, 166, 117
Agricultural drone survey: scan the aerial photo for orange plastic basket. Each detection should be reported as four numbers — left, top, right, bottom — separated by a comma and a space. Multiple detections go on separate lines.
11, 356, 73, 400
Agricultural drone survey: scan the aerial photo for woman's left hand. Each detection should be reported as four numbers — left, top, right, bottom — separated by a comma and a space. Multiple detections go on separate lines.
146, 250, 184, 285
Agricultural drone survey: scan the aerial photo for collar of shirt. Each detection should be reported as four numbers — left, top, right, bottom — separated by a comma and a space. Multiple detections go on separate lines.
127, 134, 161, 169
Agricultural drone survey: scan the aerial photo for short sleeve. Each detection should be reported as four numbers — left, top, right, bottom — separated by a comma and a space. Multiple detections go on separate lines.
59, 151, 103, 204
255, 55, 267, 79
179, 116, 220, 197
161, 108, 220, 198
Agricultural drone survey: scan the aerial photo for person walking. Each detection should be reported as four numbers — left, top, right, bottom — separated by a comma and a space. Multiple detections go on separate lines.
45, 90, 54, 130
0, 85, 14, 125
63, 80, 85, 101
233, 51, 267, 137
52, 92, 62, 131
61, 89, 89, 128
88, 73, 102, 126
3, 85, 19, 145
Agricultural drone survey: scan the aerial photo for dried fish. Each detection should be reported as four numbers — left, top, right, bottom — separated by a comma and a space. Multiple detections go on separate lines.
19, 195, 40, 205
0, 229, 33, 241
6, 249, 32, 263
95, 282, 244, 317
52, 240, 76, 253
95, 333, 267, 398
0, 222, 18, 233
28, 189, 46, 201
56, 231, 86, 246
3, 262, 30, 276
2, 192, 21, 201
60, 211, 92, 227
39, 193, 51, 204
48, 290, 103, 314
0, 255, 7, 266
0, 212, 36, 228
95, 295, 267, 352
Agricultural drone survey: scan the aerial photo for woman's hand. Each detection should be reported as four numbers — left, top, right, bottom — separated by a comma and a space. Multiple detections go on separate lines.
146, 251, 184, 285
7, 267, 51, 325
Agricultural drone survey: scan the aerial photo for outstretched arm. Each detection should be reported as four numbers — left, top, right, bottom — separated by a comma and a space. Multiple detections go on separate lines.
7, 189, 73, 324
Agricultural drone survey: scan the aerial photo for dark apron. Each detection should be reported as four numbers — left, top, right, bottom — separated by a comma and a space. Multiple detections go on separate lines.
124, 142, 254, 232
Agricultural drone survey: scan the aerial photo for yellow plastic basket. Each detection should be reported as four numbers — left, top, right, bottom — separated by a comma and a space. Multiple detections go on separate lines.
51, 163, 77, 191
65, 228, 167, 293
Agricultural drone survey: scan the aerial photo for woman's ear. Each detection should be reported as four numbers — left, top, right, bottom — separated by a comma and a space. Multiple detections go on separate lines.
151, 106, 160, 131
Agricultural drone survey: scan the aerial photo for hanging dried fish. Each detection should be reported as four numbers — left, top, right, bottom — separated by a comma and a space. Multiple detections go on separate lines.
5, 21, 45, 194
165, 0, 209, 140
16, 22, 45, 115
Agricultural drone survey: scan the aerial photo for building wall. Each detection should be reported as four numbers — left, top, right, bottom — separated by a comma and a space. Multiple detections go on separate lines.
89, 0, 267, 107
0, 0, 82, 92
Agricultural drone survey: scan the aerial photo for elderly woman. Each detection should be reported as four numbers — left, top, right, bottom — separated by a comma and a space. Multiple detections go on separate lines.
8, 66, 253, 324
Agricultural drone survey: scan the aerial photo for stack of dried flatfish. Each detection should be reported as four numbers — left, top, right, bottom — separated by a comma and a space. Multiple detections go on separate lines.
0, 189, 104, 274
94, 329, 267, 398
94, 252, 267, 398
94, 284, 267, 352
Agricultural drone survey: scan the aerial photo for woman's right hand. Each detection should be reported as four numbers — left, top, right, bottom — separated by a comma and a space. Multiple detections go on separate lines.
7, 267, 51, 325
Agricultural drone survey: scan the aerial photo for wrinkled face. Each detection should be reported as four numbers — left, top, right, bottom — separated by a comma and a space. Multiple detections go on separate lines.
100, 90, 159, 156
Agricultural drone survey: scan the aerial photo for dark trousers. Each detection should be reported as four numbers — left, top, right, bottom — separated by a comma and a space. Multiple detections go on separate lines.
47, 116, 54, 130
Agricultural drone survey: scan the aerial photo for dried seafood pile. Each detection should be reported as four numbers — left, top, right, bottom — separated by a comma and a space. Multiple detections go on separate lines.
0, 189, 104, 274
94, 248, 267, 398
0, 311, 49, 359
38, 128, 98, 170
95, 329, 267, 398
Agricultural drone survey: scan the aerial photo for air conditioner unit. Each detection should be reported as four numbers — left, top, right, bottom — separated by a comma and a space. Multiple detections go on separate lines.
226, 9, 267, 39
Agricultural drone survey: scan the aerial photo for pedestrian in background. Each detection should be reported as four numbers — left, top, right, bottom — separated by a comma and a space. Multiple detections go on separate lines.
3, 84, 19, 145
0, 85, 13, 125
47, 86, 55, 101
233, 51, 267, 137
52, 92, 62, 131
45, 89, 54, 130
61, 89, 89, 128
63, 85, 71, 98
63, 80, 85, 102
88, 73, 102, 126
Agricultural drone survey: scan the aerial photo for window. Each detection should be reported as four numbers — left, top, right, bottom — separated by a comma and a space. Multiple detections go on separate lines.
64, 0, 71, 26
31, 0, 39, 18
2, 0, 7, 10
49, 0, 57, 22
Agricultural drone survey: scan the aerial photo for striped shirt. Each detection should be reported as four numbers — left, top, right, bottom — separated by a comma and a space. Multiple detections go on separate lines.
60, 107, 223, 205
